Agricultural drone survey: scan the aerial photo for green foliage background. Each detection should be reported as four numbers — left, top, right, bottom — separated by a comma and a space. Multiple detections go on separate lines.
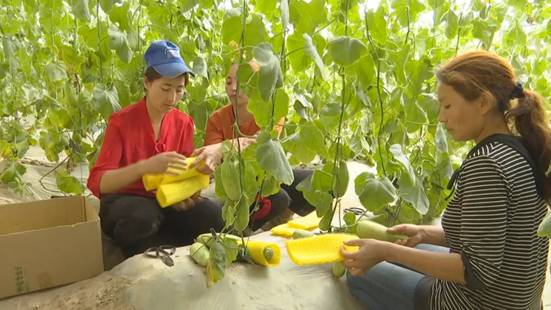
1, 0, 550, 227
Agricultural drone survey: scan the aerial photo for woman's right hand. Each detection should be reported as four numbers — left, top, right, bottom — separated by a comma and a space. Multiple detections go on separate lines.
387, 224, 426, 247
141, 151, 188, 175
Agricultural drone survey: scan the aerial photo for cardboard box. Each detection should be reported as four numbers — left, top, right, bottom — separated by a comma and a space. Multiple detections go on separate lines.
0, 196, 104, 299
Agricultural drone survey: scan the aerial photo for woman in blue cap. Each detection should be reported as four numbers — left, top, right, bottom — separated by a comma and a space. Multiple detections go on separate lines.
88, 40, 225, 257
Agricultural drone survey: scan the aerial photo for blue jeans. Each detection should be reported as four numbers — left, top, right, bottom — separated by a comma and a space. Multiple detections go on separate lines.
346, 243, 449, 310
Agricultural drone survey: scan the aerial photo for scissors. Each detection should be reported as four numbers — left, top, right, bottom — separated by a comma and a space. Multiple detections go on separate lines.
144, 245, 176, 267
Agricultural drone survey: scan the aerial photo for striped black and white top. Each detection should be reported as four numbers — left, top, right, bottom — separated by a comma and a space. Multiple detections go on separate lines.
430, 134, 549, 310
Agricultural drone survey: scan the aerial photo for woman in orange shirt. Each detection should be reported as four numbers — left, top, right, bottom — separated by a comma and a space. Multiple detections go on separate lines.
204, 63, 315, 230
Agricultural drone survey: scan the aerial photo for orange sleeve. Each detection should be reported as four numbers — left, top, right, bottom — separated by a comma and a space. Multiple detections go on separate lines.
273, 117, 285, 138
204, 112, 226, 146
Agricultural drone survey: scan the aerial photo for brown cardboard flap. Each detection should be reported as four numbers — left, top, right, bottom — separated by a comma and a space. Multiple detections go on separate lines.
0, 197, 86, 235
84, 198, 100, 222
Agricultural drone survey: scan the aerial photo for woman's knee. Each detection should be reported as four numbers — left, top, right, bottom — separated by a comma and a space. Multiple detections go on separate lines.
100, 195, 163, 246
112, 213, 163, 246
346, 274, 378, 306
192, 198, 224, 231
269, 190, 291, 213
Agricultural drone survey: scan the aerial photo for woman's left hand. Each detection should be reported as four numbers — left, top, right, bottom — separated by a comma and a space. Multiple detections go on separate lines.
191, 143, 223, 174
340, 239, 387, 276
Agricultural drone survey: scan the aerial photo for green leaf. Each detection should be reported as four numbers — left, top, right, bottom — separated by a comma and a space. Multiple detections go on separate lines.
0, 162, 26, 185
286, 32, 310, 71
429, 0, 449, 27
221, 237, 240, 264
319, 207, 333, 231
366, 7, 387, 44
289, 0, 327, 34
312, 168, 333, 192
404, 101, 427, 133
214, 166, 228, 201
2, 37, 16, 58
537, 210, 551, 238
506, 0, 526, 10
304, 190, 332, 217
242, 161, 260, 199
253, 43, 282, 101
355, 173, 397, 212
108, 27, 125, 50
256, 133, 294, 185
222, 15, 243, 45
117, 39, 133, 63
207, 238, 227, 286
303, 33, 327, 79
248, 90, 288, 128
46, 105, 71, 128
284, 133, 317, 163
357, 55, 376, 88
92, 86, 120, 120
192, 57, 208, 79
72, 0, 91, 22
328, 36, 367, 66
261, 175, 280, 197
222, 201, 236, 227
445, 10, 459, 40
389, 144, 415, 184
504, 21, 527, 48
234, 198, 250, 232
300, 122, 327, 157
435, 123, 448, 153
398, 175, 429, 215
100, 0, 112, 13
222, 14, 267, 47
220, 156, 242, 201
45, 63, 67, 82
56, 171, 84, 195
109, 1, 131, 31
391, 0, 425, 26
273, 90, 289, 122
181, 0, 198, 12
255, 0, 277, 18
343, 212, 356, 227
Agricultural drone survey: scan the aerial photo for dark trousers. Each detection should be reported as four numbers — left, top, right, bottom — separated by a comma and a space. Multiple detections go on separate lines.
250, 190, 291, 230
282, 168, 315, 216
99, 194, 224, 256
248, 169, 315, 230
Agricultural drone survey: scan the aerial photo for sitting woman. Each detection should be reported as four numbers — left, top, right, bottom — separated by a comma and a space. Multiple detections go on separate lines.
204, 63, 315, 230
341, 50, 549, 310
88, 40, 224, 257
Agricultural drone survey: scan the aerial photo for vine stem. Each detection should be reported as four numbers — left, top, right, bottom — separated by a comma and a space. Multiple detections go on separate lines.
328, 0, 351, 232
364, 8, 387, 176
96, 1, 104, 84
234, 0, 248, 207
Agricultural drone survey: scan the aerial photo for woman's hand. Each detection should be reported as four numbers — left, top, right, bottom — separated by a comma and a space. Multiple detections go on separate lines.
141, 151, 188, 175
232, 137, 256, 150
387, 224, 426, 247
191, 143, 224, 174
172, 192, 203, 211
340, 239, 387, 276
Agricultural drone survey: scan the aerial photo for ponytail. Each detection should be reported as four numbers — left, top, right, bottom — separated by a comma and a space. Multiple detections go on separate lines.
506, 90, 551, 202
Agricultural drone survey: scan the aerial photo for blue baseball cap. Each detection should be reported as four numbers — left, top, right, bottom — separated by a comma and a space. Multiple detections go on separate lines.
144, 40, 194, 77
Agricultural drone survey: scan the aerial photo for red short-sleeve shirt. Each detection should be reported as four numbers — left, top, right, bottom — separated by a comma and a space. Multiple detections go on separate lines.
87, 98, 195, 198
